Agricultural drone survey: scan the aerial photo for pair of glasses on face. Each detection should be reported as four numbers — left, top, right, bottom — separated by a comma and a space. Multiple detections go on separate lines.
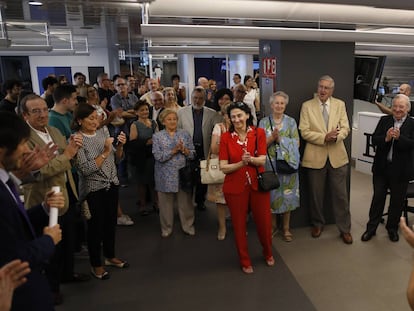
29, 108, 48, 115
116, 83, 126, 87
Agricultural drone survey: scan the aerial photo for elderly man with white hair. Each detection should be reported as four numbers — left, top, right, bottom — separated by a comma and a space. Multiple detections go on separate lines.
362, 93, 414, 243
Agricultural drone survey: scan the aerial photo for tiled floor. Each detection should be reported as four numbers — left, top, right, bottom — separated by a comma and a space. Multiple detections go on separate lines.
274, 168, 414, 311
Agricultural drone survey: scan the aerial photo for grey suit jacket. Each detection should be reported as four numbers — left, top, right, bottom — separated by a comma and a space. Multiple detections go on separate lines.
177, 105, 219, 158
22, 125, 78, 215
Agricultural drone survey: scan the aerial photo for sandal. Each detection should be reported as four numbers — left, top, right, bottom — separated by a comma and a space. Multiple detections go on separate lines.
265, 256, 275, 267
90, 268, 110, 280
282, 231, 293, 242
104, 258, 130, 269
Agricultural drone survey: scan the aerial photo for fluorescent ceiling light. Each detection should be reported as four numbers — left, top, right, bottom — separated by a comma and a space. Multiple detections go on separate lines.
28, 1, 43, 6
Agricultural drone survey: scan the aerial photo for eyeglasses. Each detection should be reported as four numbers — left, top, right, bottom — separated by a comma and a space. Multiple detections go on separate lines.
318, 85, 333, 91
116, 83, 126, 87
29, 108, 49, 115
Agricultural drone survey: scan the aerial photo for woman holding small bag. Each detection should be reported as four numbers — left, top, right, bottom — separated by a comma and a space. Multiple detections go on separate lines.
259, 91, 300, 242
207, 91, 233, 241
152, 109, 196, 238
219, 102, 273, 274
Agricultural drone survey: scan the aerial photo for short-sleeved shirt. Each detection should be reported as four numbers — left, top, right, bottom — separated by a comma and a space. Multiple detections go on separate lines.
48, 110, 73, 139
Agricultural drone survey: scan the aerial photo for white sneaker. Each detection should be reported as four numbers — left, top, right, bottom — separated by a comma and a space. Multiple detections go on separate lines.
117, 214, 134, 226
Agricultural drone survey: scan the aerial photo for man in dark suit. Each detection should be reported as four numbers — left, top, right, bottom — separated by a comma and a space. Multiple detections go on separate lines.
362, 94, 414, 242
178, 87, 219, 210
0, 111, 63, 311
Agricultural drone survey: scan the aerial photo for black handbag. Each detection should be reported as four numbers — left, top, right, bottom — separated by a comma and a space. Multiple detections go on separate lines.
276, 159, 297, 174
179, 159, 200, 193
268, 116, 298, 175
255, 129, 280, 192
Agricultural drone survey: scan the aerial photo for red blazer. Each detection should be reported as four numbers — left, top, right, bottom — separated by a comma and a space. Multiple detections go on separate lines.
219, 126, 267, 194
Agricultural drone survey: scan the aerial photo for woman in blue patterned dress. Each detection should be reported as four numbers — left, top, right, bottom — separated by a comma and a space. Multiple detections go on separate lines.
259, 91, 300, 242
152, 109, 196, 238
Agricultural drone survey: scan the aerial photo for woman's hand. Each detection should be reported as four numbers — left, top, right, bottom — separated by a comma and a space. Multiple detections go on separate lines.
104, 137, 114, 152
241, 149, 252, 165
117, 131, 127, 145
271, 128, 280, 143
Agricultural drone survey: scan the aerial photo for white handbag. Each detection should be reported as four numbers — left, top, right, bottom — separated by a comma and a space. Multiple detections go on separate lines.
200, 151, 225, 184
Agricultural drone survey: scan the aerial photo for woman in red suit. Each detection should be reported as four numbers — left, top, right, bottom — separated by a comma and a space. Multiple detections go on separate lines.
219, 102, 274, 274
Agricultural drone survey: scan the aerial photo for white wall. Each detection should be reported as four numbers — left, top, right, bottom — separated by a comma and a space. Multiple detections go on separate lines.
29, 47, 112, 94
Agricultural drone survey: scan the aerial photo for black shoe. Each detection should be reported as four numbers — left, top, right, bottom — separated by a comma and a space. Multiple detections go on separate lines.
388, 230, 399, 242
361, 230, 376, 242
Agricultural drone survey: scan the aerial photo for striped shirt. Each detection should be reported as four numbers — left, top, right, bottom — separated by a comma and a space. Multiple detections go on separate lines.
75, 127, 119, 199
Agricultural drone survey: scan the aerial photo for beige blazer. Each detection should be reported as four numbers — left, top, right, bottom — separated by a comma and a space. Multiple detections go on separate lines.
22, 126, 78, 215
299, 96, 350, 169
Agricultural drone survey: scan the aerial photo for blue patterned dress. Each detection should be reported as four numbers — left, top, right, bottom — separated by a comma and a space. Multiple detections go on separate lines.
259, 114, 300, 214
152, 129, 195, 193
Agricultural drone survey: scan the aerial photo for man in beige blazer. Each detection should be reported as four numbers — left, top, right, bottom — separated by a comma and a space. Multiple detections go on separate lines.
177, 87, 219, 210
299, 75, 352, 244
20, 94, 89, 304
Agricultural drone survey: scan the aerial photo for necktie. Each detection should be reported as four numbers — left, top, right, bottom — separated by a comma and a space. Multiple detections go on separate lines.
322, 103, 329, 129
6, 178, 36, 237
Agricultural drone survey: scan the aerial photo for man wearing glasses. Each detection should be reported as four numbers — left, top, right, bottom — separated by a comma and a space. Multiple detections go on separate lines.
20, 94, 88, 305
299, 75, 352, 244
111, 77, 138, 186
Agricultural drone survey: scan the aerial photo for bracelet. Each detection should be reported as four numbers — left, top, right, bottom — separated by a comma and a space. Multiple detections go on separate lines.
101, 154, 107, 159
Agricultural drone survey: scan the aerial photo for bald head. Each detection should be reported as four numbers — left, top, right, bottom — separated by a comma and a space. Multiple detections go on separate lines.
197, 77, 209, 89
399, 84, 411, 96
150, 91, 164, 110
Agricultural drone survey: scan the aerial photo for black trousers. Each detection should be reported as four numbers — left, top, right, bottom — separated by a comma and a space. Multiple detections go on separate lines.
366, 164, 408, 232
86, 185, 119, 267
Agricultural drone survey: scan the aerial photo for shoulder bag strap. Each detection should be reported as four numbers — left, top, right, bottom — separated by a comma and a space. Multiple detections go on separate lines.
255, 128, 276, 175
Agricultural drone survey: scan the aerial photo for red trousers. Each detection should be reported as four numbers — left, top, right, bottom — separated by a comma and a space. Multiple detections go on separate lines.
225, 185, 273, 268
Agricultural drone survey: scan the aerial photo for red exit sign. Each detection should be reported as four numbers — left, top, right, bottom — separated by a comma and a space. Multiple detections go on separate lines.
262, 57, 276, 78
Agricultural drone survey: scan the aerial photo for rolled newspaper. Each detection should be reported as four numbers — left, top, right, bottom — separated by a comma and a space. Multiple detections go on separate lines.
48, 186, 60, 227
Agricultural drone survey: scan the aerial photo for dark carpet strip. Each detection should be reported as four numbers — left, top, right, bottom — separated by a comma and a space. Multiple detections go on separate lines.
57, 187, 316, 311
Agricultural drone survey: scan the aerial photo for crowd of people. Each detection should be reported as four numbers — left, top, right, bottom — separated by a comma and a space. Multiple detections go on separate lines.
2, 70, 414, 310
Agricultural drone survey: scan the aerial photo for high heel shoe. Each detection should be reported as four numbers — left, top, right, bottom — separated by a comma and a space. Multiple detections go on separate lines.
265, 256, 275, 267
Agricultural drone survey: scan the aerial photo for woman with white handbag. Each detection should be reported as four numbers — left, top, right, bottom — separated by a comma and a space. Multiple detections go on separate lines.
206, 89, 233, 240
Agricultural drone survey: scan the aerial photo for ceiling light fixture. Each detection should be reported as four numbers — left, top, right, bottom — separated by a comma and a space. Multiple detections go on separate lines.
28, 1, 43, 6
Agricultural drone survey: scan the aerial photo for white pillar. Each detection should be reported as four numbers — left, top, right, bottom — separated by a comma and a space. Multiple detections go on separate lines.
228, 54, 253, 86
177, 53, 194, 105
